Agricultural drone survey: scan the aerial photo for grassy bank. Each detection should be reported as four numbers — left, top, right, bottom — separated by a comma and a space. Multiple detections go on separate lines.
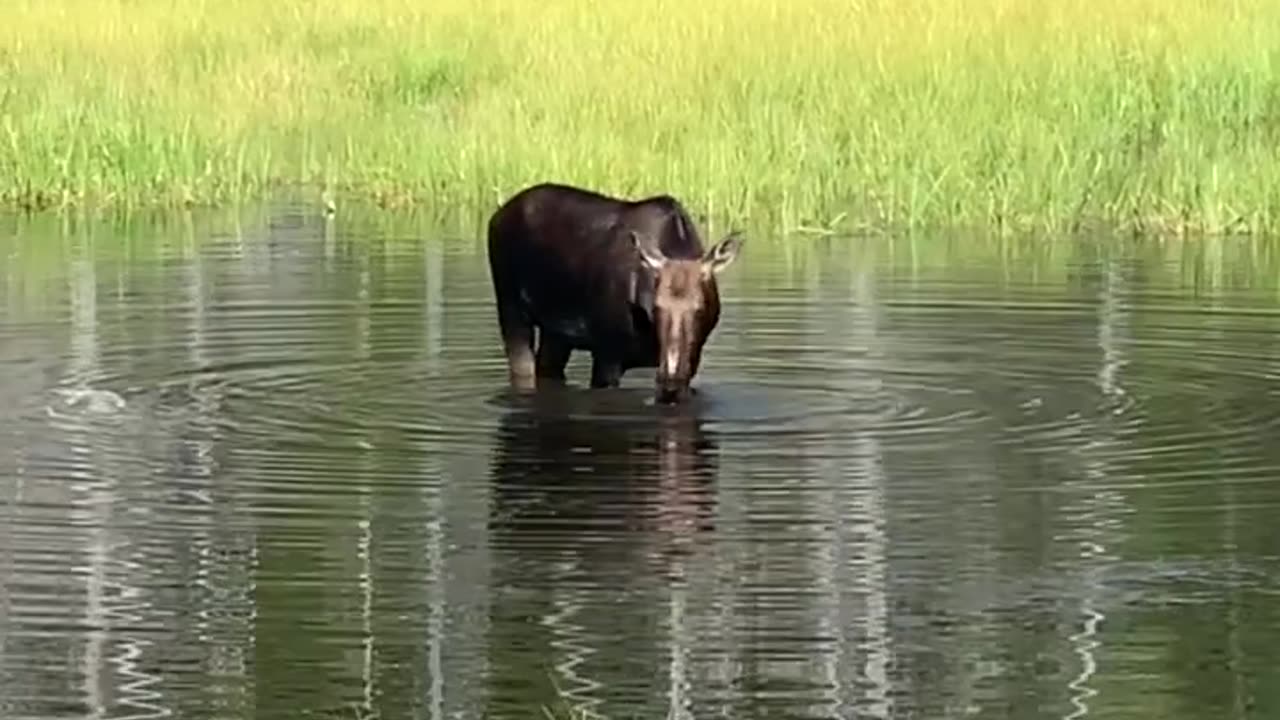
3, 0, 1279, 235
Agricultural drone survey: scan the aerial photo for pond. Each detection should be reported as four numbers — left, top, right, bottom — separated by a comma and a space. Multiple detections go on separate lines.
2, 204, 1279, 720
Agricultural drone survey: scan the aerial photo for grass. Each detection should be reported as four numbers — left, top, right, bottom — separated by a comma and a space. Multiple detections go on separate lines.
2, 0, 1280, 236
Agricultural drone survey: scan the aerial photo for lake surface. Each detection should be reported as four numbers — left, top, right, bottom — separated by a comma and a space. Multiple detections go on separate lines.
2, 205, 1279, 720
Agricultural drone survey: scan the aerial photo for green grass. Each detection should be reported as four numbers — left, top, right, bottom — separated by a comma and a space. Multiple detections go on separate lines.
3, 0, 1280, 235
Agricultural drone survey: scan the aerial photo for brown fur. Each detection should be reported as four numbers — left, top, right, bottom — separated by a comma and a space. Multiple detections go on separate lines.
486, 182, 743, 403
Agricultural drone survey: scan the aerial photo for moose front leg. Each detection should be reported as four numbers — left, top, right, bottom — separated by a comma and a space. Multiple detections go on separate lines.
589, 352, 624, 388
536, 333, 572, 382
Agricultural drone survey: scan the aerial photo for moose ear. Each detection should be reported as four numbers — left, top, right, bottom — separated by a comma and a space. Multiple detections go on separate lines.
630, 230, 666, 272
702, 231, 744, 276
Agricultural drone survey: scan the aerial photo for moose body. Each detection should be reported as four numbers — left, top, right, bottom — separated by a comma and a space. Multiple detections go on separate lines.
486, 182, 743, 403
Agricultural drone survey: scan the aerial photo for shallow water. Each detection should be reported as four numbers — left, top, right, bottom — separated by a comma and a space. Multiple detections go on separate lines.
2, 206, 1279, 720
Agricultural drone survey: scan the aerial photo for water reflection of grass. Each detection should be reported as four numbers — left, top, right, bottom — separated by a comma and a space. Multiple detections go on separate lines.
6, 207, 1280, 302
3, 0, 1279, 233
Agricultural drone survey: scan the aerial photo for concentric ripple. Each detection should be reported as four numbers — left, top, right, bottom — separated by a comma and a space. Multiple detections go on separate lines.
4, 217, 1280, 720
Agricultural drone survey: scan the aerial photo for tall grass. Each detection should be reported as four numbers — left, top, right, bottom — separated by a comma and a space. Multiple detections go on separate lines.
3, 0, 1279, 235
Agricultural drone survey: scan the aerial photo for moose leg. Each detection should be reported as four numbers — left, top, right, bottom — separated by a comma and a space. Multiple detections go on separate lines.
497, 307, 536, 390
536, 333, 572, 382
487, 241, 538, 390
489, 273, 536, 390
590, 352, 624, 389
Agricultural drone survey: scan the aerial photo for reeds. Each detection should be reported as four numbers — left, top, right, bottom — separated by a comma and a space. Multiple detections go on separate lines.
3, 0, 1278, 235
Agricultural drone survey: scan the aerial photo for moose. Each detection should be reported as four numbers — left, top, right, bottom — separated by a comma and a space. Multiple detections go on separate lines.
486, 182, 744, 404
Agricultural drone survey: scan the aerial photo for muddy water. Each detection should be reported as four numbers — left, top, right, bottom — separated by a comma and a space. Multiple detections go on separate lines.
1, 206, 1279, 720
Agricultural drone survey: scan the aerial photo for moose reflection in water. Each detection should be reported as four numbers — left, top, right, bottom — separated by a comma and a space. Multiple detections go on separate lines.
483, 388, 720, 716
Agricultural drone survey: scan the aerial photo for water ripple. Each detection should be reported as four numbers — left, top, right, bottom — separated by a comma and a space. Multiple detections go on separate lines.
3, 221, 1280, 720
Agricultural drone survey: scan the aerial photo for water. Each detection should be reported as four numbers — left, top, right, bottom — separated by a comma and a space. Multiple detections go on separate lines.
2, 205, 1279, 720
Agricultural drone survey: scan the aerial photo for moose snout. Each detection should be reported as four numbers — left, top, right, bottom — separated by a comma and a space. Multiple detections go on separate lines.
653, 308, 709, 404
654, 371, 693, 404
655, 383, 689, 405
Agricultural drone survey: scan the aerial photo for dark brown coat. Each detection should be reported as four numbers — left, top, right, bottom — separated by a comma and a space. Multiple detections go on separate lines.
486, 182, 743, 402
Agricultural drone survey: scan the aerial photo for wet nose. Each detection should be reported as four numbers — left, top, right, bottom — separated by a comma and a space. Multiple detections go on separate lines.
655, 377, 690, 404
